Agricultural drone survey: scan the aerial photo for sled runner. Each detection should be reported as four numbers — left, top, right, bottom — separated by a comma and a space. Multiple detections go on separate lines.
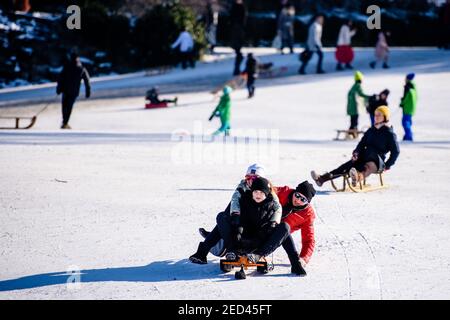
220, 255, 274, 280
0, 115, 37, 130
334, 129, 365, 141
211, 73, 247, 96
330, 172, 387, 193
145, 102, 168, 109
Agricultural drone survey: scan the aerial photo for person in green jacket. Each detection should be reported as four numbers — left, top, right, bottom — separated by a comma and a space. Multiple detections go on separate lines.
400, 73, 418, 141
211, 86, 232, 136
347, 71, 371, 134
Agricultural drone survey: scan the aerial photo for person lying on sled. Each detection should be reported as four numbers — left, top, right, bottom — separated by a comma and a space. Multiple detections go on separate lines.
145, 86, 178, 105
189, 177, 281, 266
197, 180, 317, 276
311, 106, 400, 188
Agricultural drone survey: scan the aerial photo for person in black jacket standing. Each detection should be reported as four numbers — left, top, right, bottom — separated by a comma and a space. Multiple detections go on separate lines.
56, 53, 91, 129
311, 106, 400, 187
243, 53, 258, 98
367, 89, 390, 126
229, 0, 247, 75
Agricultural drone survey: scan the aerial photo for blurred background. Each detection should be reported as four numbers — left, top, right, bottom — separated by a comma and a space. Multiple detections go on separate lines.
0, 0, 449, 88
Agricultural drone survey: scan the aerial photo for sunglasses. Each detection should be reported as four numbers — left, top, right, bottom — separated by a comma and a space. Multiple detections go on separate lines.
293, 192, 308, 203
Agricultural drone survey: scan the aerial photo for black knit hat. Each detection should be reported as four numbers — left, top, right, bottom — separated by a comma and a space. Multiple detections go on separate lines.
251, 177, 271, 197
295, 181, 316, 202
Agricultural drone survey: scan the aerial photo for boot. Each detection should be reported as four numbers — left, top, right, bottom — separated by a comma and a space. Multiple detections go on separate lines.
369, 61, 376, 69
198, 228, 210, 239
345, 63, 353, 69
336, 63, 344, 71
382, 62, 390, 69
61, 123, 71, 129
289, 255, 306, 276
310, 170, 332, 187
189, 242, 209, 264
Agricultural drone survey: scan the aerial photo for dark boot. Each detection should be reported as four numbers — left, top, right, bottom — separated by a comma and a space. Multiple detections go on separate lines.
310, 171, 332, 187
289, 256, 307, 276
345, 63, 353, 69
369, 61, 376, 69
189, 242, 209, 264
382, 62, 390, 69
336, 63, 344, 71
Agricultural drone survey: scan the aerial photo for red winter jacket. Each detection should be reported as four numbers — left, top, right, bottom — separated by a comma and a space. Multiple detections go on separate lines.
274, 186, 316, 264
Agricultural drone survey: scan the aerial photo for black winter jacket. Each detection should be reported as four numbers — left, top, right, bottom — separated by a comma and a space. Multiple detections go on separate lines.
239, 191, 277, 241
57, 61, 91, 97
354, 125, 400, 170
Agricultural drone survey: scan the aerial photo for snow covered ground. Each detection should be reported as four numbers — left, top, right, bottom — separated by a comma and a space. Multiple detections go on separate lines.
0, 48, 450, 299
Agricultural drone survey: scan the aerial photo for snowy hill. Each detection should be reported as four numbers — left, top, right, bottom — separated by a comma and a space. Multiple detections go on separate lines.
0, 48, 450, 299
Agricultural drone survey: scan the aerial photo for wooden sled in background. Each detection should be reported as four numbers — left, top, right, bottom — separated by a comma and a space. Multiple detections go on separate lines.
220, 255, 273, 280
334, 129, 365, 141
144, 65, 172, 77
259, 65, 288, 79
211, 73, 247, 96
330, 172, 387, 193
0, 116, 37, 129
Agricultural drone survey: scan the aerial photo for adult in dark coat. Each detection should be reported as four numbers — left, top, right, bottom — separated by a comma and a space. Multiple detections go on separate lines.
229, 0, 247, 75
311, 106, 400, 187
243, 53, 258, 98
56, 53, 91, 129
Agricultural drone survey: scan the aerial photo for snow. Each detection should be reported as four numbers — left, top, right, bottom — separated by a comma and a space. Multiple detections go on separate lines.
0, 48, 450, 299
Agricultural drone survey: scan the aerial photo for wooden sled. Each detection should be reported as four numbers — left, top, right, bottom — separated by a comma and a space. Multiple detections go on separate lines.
334, 129, 365, 141
330, 172, 387, 193
144, 65, 172, 77
211, 73, 247, 96
259, 66, 288, 78
0, 116, 37, 129
220, 255, 273, 279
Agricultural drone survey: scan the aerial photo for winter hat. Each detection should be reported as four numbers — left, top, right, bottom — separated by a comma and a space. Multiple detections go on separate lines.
375, 106, 390, 121
246, 163, 266, 177
251, 177, 271, 197
295, 181, 316, 203
406, 73, 415, 81
223, 86, 232, 95
354, 70, 363, 82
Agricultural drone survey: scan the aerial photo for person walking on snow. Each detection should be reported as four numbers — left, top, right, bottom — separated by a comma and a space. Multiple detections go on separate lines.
277, 5, 295, 54
171, 27, 195, 69
400, 73, 418, 141
56, 52, 91, 129
370, 30, 391, 69
211, 86, 232, 136
347, 71, 371, 135
243, 53, 258, 98
299, 14, 325, 74
311, 106, 400, 188
229, 0, 247, 75
335, 19, 356, 71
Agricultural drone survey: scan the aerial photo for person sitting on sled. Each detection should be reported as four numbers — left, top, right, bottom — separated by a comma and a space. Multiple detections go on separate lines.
211, 86, 232, 136
190, 177, 282, 265
189, 163, 279, 261
311, 106, 400, 187
145, 86, 178, 106
197, 180, 317, 276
